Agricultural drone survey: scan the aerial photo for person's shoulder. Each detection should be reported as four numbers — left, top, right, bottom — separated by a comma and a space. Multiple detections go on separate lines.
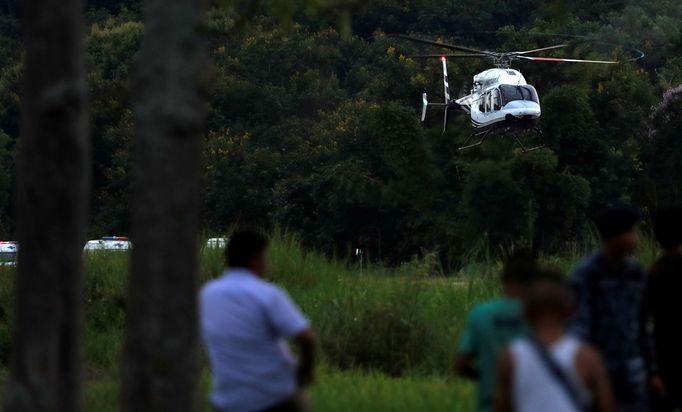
201, 270, 266, 294
243, 277, 286, 304
574, 253, 600, 272
200, 273, 229, 295
506, 336, 530, 358
248, 278, 292, 304
469, 299, 497, 314
571, 253, 602, 281
508, 335, 528, 347
575, 340, 604, 369
469, 298, 512, 318
264, 281, 289, 298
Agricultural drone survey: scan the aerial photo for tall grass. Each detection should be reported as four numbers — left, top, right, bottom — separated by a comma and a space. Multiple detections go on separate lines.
0, 230, 666, 407
199, 232, 495, 376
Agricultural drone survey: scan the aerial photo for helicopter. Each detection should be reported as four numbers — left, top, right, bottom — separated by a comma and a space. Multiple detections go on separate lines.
391, 35, 642, 151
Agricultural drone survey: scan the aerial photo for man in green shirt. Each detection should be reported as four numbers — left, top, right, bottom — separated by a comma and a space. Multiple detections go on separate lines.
456, 252, 537, 412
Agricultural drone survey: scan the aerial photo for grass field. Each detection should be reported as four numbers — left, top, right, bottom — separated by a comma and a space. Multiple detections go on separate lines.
83, 369, 475, 411
0, 232, 662, 410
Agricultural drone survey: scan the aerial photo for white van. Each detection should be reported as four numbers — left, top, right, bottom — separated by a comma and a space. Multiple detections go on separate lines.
84, 236, 132, 252
205, 237, 229, 249
0, 241, 18, 267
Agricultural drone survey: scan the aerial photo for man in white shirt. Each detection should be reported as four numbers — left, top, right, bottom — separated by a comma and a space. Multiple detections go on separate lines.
200, 230, 316, 412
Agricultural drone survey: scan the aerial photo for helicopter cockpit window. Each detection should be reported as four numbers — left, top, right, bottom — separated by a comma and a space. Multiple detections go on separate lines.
500, 85, 539, 105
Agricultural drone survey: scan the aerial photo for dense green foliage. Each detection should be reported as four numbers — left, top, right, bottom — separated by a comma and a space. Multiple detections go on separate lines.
0, 0, 681, 265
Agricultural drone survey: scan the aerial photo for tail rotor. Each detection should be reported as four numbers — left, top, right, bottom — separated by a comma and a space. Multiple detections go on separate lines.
420, 57, 453, 133
441, 56, 450, 133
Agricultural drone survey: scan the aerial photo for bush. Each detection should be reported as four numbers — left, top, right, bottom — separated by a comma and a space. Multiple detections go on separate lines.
318, 279, 431, 376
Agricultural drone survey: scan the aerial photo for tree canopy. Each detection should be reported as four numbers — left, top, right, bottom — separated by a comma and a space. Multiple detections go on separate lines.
1, 0, 681, 267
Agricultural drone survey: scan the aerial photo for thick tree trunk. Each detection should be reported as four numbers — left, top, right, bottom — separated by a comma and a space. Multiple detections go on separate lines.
121, 0, 206, 411
3, 0, 88, 411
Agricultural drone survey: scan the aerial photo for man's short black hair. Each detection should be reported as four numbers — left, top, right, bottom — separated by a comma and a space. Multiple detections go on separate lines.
226, 230, 268, 268
501, 250, 537, 285
653, 205, 682, 249
595, 206, 641, 240
525, 267, 571, 322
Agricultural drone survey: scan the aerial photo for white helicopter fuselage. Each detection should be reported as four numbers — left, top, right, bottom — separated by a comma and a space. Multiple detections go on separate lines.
422, 59, 543, 135
457, 68, 541, 130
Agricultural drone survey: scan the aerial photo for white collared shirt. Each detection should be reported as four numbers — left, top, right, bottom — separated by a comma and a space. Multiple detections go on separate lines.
200, 269, 309, 412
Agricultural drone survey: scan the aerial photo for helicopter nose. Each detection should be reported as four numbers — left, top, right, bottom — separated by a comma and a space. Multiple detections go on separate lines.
527, 102, 541, 117
505, 100, 540, 118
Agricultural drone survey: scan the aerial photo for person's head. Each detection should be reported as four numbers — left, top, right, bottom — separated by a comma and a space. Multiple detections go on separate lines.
524, 268, 573, 329
653, 205, 682, 253
500, 250, 537, 298
595, 206, 641, 259
226, 230, 269, 276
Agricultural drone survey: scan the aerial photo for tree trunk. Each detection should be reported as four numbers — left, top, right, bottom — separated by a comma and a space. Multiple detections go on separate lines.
121, 0, 206, 411
3, 0, 88, 411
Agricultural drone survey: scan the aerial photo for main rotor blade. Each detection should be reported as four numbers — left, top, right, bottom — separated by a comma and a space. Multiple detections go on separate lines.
511, 44, 568, 55
517, 55, 618, 64
410, 54, 489, 59
389, 34, 496, 56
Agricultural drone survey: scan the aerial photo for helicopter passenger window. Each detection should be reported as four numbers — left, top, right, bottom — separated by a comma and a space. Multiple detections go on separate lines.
492, 89, 501, 110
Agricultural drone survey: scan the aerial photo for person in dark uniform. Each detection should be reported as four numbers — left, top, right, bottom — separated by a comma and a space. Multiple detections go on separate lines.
570, 207, 663, 412
649, 205, 682, 412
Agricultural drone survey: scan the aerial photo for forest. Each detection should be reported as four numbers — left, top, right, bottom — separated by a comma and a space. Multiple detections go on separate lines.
1, 0, 682, 267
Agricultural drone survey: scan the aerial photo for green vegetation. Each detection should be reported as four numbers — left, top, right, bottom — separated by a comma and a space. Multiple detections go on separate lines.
1, 0, 681, 405
0, 233, 488, 409
0, 232, 664, 409
1, 1, 682, 267
83, 370, 474, 412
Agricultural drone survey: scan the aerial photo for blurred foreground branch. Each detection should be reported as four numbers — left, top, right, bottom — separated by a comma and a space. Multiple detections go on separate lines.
4, 0, 89, 411
121, 0, 207, 411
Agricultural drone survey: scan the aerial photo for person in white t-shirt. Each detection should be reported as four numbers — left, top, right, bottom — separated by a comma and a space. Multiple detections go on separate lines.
200, 230, 316, 412
496, 270, 614, 412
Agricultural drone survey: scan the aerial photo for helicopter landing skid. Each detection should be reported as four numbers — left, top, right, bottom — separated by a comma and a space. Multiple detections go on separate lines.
458, 129, 491, 151
458, 127, 545, 153
512, 127, 545, 153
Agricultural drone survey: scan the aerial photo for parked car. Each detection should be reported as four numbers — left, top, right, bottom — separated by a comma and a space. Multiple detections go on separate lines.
0, 241, 18, 267
83, 236, 132, 252
205, 237, 229, 249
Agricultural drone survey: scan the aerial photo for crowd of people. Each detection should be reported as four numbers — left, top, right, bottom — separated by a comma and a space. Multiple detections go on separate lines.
458, 205, 682, 412
198, 205, 682, 412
